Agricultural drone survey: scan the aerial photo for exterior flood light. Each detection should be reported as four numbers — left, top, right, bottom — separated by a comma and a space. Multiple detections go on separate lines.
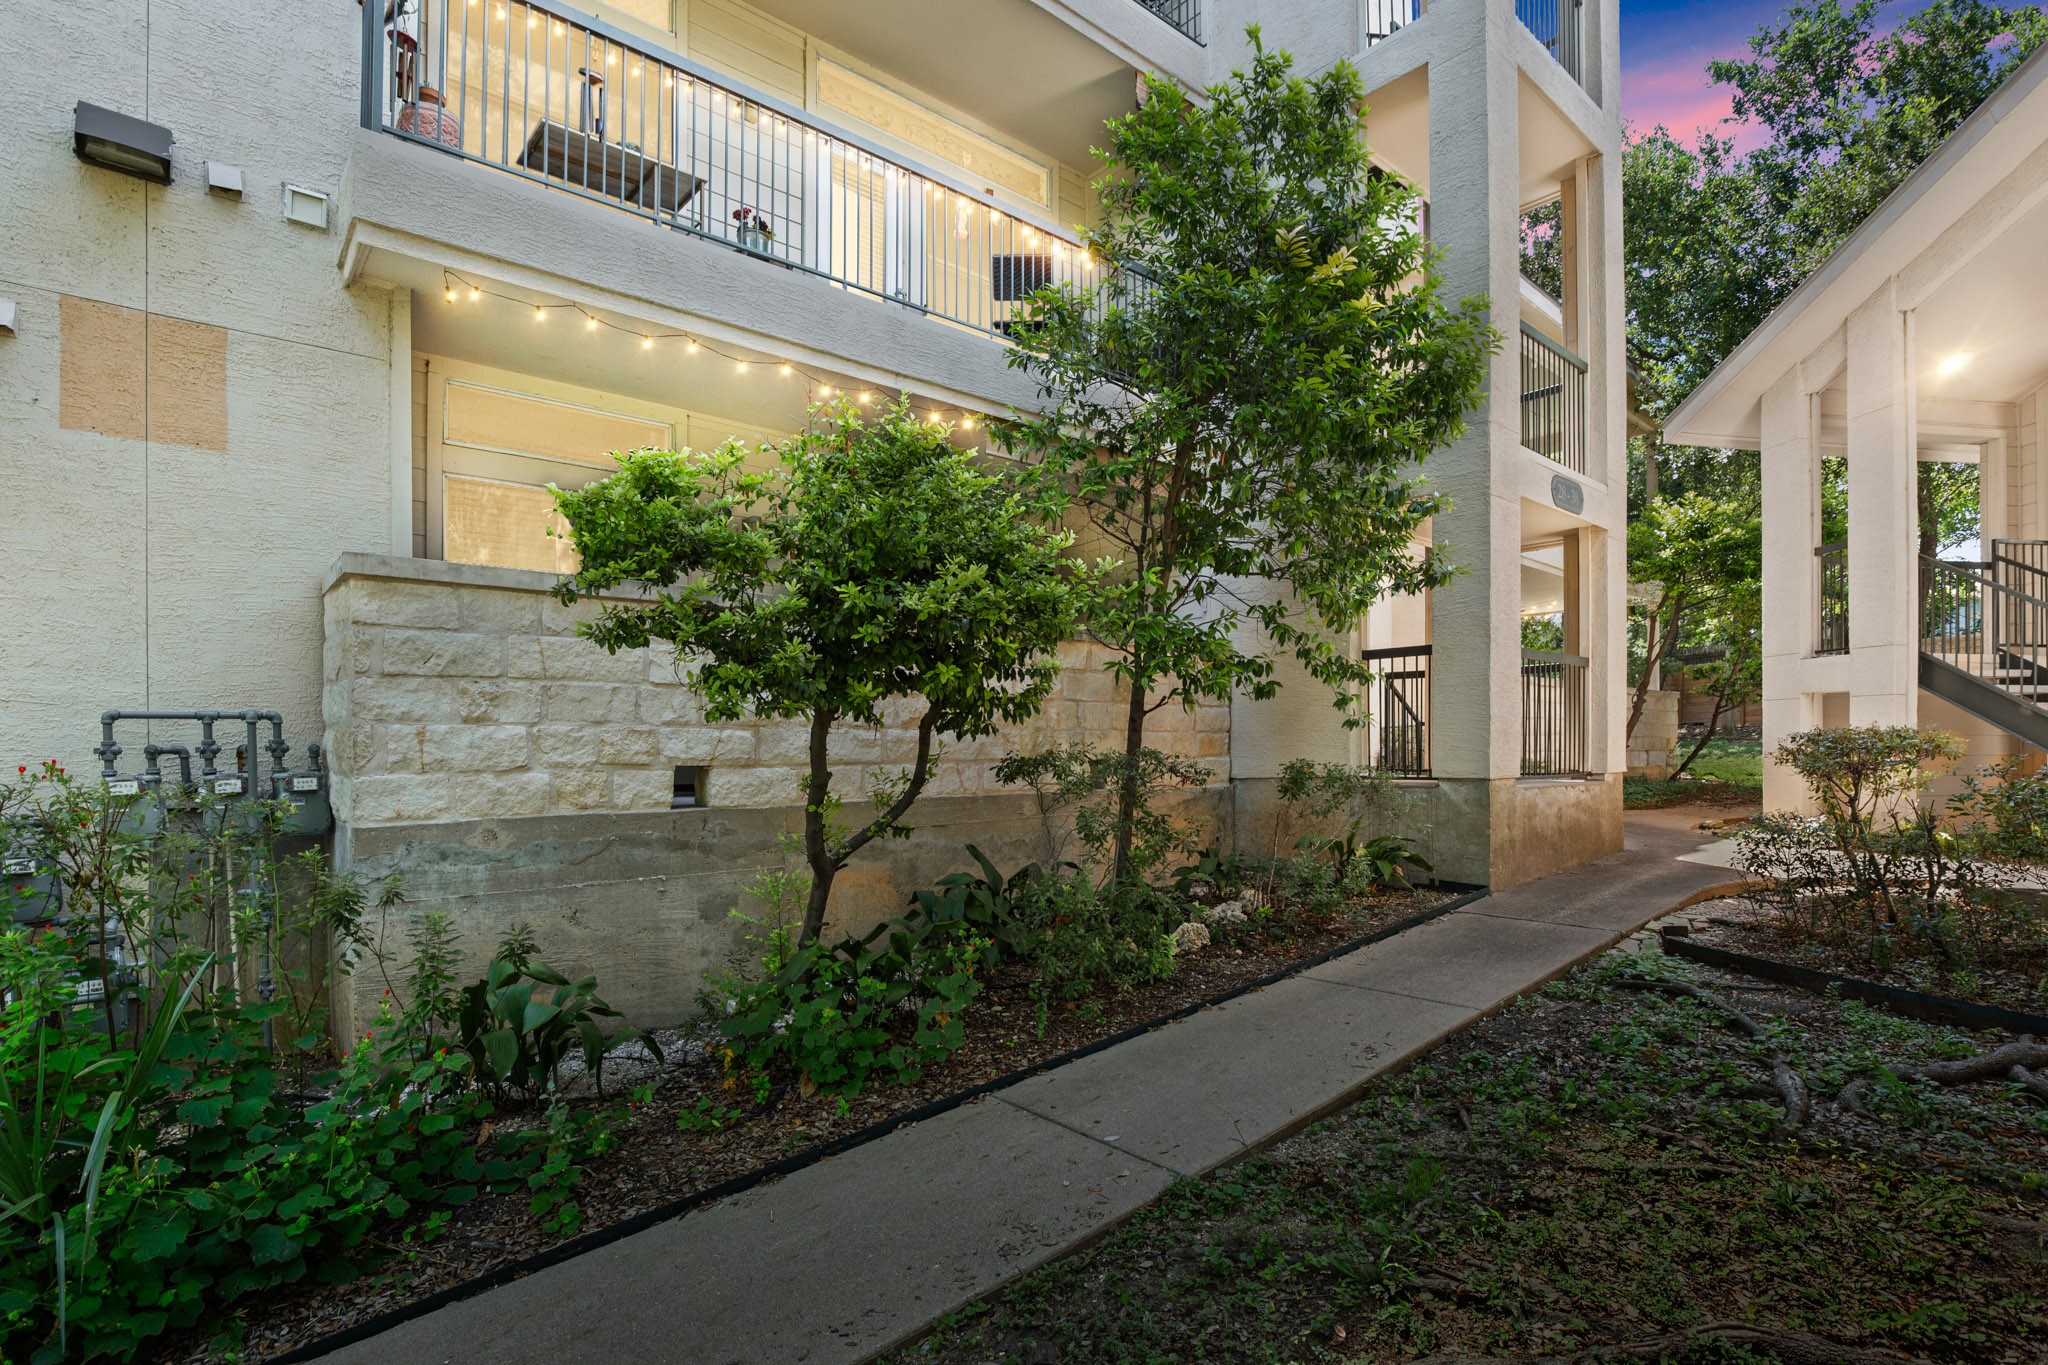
74, 102, 173, 184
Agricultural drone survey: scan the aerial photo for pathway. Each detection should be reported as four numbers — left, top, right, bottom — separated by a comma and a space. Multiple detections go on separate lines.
311, 810, 1740, 1365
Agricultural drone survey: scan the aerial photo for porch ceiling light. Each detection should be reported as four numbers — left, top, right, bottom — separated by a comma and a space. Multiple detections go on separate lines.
1936, 351, 1974, 377
74, 102, 173, 184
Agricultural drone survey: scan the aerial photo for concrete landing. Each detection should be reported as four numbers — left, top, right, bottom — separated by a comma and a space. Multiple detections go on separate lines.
310, 813, 1736, 1365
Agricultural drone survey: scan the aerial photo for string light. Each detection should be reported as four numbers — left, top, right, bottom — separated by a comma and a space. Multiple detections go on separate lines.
436, 269, 982, 435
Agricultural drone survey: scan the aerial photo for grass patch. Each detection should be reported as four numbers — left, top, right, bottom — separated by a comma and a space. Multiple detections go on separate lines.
889, 950, 2048, 1364
1627, 739, 1763, 809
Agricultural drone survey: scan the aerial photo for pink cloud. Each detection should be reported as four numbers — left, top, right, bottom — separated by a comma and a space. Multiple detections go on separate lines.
1622, 49, 1768, 151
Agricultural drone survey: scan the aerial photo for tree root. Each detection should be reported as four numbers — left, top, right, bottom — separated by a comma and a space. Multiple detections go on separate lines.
1835, 1035, 2048, 1114
1409, 1319, 1930, 1364
1614, 977, 1809, 1128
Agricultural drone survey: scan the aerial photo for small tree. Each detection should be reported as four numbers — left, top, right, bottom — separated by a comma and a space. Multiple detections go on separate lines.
552, 402, 1079, 950
1002, 32, 1493, 879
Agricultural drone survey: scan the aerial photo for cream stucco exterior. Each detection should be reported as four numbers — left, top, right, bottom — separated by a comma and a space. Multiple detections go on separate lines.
3, 0, 1627, 1025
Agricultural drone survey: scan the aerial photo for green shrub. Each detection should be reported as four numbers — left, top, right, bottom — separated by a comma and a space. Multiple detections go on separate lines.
451, 927, 659, 1104
995, 743, 1209, 884
1009, 874, 1182, 1002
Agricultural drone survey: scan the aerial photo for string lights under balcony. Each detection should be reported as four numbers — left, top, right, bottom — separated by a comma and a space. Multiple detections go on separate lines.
437, 268, 994, 437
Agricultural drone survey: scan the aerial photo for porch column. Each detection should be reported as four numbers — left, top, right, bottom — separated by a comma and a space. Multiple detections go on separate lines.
1759, 372, 1814, 809
1845, 283, 1918, 726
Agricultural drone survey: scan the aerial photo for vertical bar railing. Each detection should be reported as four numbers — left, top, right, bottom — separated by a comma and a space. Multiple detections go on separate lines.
1519, 649, 1587, 777
1814, 541, 1848, 656
1519, 322, 1586, 473
370, 0, 1123, 346
1362, 0, 1421, 45
1134, 0, 1203, 43
1516, 0, 1584, 84
1362, 645, 1431, 777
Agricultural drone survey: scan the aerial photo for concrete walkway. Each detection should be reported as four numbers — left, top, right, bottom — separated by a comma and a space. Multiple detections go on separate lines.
312, 811, 1739, 1365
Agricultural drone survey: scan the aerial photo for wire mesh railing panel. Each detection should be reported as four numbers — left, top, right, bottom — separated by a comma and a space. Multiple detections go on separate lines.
1362, 645, 1431, 777
1518, 323, 1587, 473
1815, 541, 1848, 656
1519, 649, 1587, 777
367, 0, 1115, 346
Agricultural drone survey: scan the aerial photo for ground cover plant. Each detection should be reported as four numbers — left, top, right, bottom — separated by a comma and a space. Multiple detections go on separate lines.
0, 765, 642, 1364
889, 947, 2048, 1365
164, 826, 1451, 1363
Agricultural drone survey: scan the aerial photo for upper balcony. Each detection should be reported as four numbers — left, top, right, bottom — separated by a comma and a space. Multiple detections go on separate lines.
356, 0, 1147, 398
1363, 0, 1587, 88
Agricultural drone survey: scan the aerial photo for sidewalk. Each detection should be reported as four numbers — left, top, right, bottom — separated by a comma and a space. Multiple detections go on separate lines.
312, 811, 1740, 1365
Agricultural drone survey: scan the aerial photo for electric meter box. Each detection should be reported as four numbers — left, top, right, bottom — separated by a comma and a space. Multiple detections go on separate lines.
3, 848, 64, 924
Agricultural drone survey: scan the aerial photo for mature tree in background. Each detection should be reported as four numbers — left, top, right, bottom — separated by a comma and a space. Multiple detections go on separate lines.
552, 403, 1079, 949
1004, 33, 1493, 880
1625, 494, 1763, 741
1533, 0, 2046, 742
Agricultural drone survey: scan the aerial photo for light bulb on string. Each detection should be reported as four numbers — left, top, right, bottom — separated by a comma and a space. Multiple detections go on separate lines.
469, 286, 481, 300
534, 306, 546, 322
686, 339, 699, 353
585, 316, 598, 331
858, 391, 873, 405
779, 362, 792, 377
736, 360, 749, 373
642, 336, 653, 350
444, 285, 456, 303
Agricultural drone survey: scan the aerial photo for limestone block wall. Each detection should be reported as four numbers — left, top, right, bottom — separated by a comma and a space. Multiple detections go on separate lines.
324, 555, 1227, 829
1627, 690, 1680, 778
322, 553, 1232, 1029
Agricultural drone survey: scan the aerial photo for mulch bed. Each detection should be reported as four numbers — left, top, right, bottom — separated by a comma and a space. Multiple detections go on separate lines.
1681, 895, 2048, 1017
159, 885, 1455, 1365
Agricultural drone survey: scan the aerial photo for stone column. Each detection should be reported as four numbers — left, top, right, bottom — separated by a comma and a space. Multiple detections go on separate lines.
1845, 284, 1918, 726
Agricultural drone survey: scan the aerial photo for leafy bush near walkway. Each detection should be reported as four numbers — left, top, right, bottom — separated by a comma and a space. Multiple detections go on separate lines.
0, 766, 633, 1363
1737, 725, 2048, 978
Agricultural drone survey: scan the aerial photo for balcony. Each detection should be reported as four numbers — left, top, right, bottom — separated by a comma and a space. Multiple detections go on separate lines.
1135, 0, 1202, 43
362, 0, 1122, 349
1519, 321, 1587, 474
1363, 0, 1421, 47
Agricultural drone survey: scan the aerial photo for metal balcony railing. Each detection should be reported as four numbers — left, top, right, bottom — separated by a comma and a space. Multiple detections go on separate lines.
1362, 644, 1431, 777
1135, 0, 1203, 43
1519, 322, 1587, 474
1815, 541, 1848, 656
1520, 648, 1588, 777
1517, 0, 1585, 85
361, 0, 1130, 347
1363, 0, 1422, 46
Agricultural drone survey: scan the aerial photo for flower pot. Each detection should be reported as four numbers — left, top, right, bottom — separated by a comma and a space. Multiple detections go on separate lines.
398, 86, 462, 149
737, 225, 773, 254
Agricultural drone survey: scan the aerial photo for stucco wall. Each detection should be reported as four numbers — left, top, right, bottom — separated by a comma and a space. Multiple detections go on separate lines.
0, 0, 395, 772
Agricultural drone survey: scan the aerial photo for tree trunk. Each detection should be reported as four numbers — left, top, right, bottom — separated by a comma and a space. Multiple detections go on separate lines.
799, 708, 836, 950
1670, 692, 1726, 779
1112, 671, 1148, 884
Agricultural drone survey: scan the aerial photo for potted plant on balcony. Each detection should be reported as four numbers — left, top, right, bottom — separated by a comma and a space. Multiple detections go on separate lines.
733, 206, 774, 254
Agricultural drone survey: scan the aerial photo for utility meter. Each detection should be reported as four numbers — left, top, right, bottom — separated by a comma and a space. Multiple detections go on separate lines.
2, 845, 63, 924
207, 772, 247, 798
277, 745, 333, 836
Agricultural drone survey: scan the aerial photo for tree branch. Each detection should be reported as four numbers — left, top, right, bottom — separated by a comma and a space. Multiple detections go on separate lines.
833, 703, 942, 867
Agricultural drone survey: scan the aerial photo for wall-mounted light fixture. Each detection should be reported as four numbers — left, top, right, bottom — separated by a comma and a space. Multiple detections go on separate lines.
74, 102, 173, 184
0, 299, 17, 336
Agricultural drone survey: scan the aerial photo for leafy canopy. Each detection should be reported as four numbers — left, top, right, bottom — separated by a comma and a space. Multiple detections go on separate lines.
1000, 29, 1492, 755
552, 401, 1080, 944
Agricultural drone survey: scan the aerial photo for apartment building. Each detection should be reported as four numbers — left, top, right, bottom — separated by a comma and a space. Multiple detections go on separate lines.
0, 0, 1625, 1026
1665, 47, 2048, 809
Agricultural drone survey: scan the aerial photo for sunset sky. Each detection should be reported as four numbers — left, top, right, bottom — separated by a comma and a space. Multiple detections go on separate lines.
1618, 0, 1936, 146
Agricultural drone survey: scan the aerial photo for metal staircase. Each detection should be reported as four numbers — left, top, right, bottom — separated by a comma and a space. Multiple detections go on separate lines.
1919, 544, 2048, 750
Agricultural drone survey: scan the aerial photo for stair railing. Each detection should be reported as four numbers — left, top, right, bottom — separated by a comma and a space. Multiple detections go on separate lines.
1920, 554, 2048, 694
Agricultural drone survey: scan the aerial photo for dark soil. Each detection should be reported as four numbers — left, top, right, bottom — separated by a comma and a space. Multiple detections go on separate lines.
1684, 895, 2048, 1017
161, 885, 1452, 1365
891, 946, 2048, 1365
